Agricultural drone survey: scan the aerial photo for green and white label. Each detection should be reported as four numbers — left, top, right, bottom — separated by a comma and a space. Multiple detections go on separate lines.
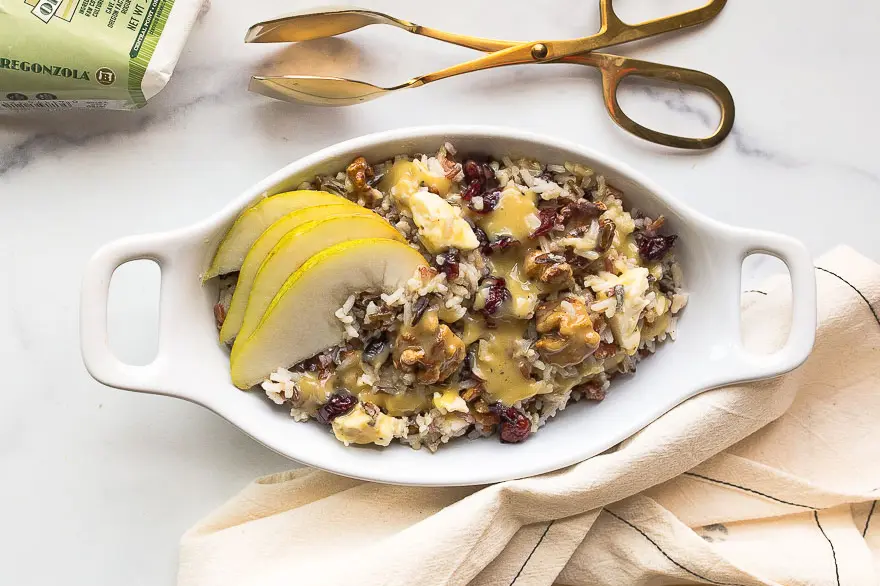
0, 0, 176, 110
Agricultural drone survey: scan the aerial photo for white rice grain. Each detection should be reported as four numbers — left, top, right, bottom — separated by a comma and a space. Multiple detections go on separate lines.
525, 213, 541, 231
445, 295, 463, 308
427, 157, 446, 177
670, 292, 689, 314
269, 368, 293, 383
381, 287, 405, 306
590, 297, 617, 316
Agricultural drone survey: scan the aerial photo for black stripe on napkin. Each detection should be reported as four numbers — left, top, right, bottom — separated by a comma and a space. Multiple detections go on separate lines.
814, 511, 841, 586
815, 266, 880, 327
864, 500, 877, 537
509, 520, 554, 585
683, 472, 818, 509
605, 510, 745, 586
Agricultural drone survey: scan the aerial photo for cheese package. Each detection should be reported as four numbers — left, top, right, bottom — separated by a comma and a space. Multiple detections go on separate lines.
0, 0, 203, 111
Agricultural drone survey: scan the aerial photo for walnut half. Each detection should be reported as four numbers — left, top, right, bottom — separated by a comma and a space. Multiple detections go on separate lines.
393, 307, 465, 384
534, 296, 601, 367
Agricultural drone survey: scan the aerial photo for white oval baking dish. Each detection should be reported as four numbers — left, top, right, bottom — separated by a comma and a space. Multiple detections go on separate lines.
80, 126, 816, 486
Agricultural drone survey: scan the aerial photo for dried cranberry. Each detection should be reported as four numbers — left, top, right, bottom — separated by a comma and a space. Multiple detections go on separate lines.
484, 189, 502, 210
461, 179, 482, 201
463, 160, 481, 181
469, 189, 501, 214
481, 277, 510, 316
530, 208, 559, 238
317, 393, 357, 424
635, 233, 678, 261
437, 247, 460, 281
495, 405, 531, 443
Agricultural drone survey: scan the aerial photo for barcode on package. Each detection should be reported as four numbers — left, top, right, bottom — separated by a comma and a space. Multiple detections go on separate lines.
0, 99, 112, 111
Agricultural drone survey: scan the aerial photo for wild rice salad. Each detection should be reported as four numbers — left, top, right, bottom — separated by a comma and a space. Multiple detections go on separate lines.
216, 144, 687, 451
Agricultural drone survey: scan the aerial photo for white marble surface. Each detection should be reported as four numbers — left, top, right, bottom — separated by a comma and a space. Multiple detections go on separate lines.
1, 0, 879, 583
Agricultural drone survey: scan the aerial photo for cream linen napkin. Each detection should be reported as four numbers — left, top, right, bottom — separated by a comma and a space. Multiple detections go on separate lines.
178, 246, 880, 586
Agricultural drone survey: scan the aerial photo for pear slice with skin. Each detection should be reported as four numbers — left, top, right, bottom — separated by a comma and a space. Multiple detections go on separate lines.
222, 213, 402, 344
218, 204, 379, 343
204, 190, 357, 280
230, 238, 427, 389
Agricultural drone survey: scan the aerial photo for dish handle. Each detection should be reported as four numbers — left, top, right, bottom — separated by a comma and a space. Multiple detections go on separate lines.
724, 229, 817, 380
80, 233, 186, 393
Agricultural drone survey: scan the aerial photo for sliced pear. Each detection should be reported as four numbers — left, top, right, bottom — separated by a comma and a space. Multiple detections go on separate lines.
230, 239, 427, 389
222, 213, 403, 343
204, 190, 356, 280
217, 204, 379, 342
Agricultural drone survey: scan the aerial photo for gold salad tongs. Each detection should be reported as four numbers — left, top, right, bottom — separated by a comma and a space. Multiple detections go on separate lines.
246, 1, 734, 150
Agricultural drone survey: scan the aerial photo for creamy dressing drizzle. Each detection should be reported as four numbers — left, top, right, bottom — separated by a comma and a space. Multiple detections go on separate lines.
379, 160, 451, 201
475, 186, 539, 241
295, 351, 430, 416
463, 315, 545, 406
487, 250, 544, 319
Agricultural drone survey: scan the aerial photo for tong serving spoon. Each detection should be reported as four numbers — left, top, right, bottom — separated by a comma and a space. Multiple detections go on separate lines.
246, 1, 734, 149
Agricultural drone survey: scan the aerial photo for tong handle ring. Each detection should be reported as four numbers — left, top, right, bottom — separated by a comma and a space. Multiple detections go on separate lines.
598, 0, 728, 47
589, 53, 735, 150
